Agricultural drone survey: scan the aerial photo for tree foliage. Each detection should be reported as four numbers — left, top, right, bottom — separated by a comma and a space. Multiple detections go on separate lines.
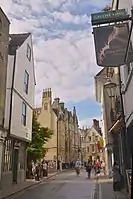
27, 116, 53, 162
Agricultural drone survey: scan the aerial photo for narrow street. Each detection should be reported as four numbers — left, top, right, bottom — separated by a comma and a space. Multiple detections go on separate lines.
8, 170, 94, 199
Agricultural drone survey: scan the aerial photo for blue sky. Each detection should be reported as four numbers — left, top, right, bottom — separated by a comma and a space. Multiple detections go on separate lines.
2, 0, 111, 127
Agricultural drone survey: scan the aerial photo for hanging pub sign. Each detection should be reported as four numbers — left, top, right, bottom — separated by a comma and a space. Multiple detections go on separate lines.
91, 9, 129, 26
93, 23, 133, 67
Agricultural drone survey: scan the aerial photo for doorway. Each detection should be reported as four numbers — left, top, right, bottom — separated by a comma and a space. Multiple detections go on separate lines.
12, 149, 19, 184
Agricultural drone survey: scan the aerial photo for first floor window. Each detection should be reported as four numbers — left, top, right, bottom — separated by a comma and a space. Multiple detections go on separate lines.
22, 102, 27, 126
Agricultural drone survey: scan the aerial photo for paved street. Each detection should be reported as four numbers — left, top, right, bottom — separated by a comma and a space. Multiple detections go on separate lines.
7, 170, 94, 199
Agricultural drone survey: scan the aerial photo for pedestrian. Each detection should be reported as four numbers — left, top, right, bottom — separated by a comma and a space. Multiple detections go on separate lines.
95, 160, 101, 176
42, 161, 47, 177
75, 158, 81, 176
112, 162, 121, 191
35, 163, 40, 181
86, 160, 92, 179
101, 161, 106, 175
31, 161, 36, 179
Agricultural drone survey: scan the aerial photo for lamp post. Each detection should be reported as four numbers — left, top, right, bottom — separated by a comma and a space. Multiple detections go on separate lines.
104, 78, 127, 187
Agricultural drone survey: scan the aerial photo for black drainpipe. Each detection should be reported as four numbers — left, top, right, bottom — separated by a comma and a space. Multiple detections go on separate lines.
8, 50, 17, 134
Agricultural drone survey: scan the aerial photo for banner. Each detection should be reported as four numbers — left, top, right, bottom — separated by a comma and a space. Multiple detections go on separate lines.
93, 23, 133, 67
97, 138, 104, 151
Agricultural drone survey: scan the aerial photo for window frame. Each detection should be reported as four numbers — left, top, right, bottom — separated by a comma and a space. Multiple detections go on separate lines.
24, 70, 29, 94
22, 102, 27, 126
26, 44, 31, 61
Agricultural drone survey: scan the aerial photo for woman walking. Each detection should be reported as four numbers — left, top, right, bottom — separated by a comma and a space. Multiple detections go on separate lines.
86, 160, 92, 179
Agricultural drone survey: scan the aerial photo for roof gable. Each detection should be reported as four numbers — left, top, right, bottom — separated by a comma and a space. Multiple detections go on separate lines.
90, 126, 102, 137
9, 33, 31, 55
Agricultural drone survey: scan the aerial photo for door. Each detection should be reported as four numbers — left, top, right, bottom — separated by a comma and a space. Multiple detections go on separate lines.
12, 149, 19, 183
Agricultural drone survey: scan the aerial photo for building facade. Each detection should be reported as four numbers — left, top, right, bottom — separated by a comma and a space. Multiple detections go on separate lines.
2, 33, 35, 188
112, 0, 133, 169
95, 67, 122, 174
0, 7, 10, 189
34, 89, 79, 165
80, 119, 104, 163
34, 89, 58, 162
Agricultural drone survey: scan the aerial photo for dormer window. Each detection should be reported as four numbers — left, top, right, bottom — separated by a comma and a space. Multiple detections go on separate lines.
26, 44, 31, 61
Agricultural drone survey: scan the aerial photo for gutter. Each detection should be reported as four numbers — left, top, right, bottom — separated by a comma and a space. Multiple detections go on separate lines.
8, 51, 16, 134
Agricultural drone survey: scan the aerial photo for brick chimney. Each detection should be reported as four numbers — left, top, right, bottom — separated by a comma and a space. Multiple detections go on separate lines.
59, 102, 65, 110
93, 119, 99, 130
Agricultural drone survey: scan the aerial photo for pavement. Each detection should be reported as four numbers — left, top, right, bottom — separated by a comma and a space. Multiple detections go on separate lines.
2, 170, 94, 199
95, 176, 130, 199
0, 170, 66, 199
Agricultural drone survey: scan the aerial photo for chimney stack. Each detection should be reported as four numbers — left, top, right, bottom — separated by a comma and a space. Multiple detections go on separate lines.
59, 102, 65, 110
42, 88, 52, 98
93, 119, 99, 130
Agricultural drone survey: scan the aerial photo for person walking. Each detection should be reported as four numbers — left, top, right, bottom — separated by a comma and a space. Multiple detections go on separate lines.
86, 160, 92, 179
112, 162, 121, 191
75, 158, 81, 176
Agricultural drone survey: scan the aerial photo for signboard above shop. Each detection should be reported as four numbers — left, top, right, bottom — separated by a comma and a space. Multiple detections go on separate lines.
91, 9, 129, 25
93, 23, 133, 67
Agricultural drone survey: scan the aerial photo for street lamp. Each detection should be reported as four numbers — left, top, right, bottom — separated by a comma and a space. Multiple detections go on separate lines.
104, 78, 128, 186
104, 79, 117, 97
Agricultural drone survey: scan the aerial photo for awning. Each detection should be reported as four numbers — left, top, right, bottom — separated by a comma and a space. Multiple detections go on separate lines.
108, 118, 122, 133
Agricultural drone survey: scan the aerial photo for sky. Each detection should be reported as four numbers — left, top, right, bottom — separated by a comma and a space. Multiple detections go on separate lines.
1, 0, 111, 128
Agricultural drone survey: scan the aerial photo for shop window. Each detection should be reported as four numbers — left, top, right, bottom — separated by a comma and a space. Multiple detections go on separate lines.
3, 139, 13, 172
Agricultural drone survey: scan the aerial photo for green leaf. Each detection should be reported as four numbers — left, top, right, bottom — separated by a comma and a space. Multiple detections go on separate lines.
27, 115, 53, 162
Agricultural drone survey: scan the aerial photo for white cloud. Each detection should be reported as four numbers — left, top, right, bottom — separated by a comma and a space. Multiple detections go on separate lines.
1, 0, 110, 125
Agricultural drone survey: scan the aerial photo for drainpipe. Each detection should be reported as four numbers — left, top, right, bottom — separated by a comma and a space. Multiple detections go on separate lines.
9, 51, 17, 134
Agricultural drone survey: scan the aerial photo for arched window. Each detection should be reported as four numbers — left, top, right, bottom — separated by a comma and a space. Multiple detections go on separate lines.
44, 103, 48, 110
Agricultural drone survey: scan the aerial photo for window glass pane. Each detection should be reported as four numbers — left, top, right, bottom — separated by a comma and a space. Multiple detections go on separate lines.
22, 102, 26, 115
24, 71, 29, 94
27, 44, 31, 61
24, 71, 29, 83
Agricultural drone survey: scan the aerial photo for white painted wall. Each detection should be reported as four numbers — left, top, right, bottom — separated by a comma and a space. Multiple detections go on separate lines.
4, 35, 35, 141
118, 0, 133, 126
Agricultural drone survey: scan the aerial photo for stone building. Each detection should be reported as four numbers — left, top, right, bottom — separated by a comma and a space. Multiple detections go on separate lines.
0, 7, 10, 189
80, 119, 104, 163
3, 33, 35, 187
34, 88, 79, 165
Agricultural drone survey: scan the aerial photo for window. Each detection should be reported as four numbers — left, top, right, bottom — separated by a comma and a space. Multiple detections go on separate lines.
3, 139, 13, 172
92, 145, 95, 152
44, 103, 48, 110
24, 70, 29, 94
26, 44, 31, 61
88, 136, 91, 142
22, 102, 27, 126
95, 136, 99, 142
87, 146, 89, 152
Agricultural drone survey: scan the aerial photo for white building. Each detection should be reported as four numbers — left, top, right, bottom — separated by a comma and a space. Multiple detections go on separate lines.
112, 0, 133, 169
1, 33, 35, 187
95, 68, 115, 174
